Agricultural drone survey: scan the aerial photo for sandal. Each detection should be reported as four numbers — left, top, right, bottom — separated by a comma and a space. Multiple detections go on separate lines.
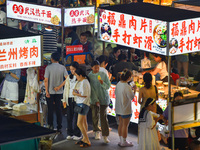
80, 142, 91, 148
75, 140, 84, 145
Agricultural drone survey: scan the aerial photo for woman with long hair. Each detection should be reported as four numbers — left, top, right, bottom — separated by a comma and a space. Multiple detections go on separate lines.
115, 69, 136, 147
73, 68, 91, 148
62, 61, 82, 140
138, 73, 158, 110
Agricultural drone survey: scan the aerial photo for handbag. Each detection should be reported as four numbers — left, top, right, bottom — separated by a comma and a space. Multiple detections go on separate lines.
74, 105, 83, 113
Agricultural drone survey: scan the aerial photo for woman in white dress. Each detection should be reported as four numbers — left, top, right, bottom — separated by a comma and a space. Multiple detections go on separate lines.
138, 98, 163, 150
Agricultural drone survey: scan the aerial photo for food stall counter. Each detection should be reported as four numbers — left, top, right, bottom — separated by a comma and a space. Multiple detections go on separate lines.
108, 83, 200, 124
0, 99, 38, 123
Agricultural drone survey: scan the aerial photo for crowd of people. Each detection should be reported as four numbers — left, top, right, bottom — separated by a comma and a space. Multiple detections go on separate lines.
33, 50, 191, 149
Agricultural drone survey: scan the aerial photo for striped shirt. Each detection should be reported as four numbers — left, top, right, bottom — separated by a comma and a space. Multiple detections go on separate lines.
40, 26, 58, 52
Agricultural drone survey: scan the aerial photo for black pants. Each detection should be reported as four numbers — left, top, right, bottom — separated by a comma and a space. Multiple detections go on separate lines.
66, 98, 81, 137
47, 94, 62, 130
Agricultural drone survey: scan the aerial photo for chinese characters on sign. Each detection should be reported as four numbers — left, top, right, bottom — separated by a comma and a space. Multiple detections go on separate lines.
0, 36, 41, 71
66, 45, 83, 55
99, 9, 167, 55
64, 6, 95, 27
169, 18, 200, 56
7, 0, 61, 26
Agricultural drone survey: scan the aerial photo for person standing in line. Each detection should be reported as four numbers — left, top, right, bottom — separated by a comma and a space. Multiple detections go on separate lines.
88, 60, 111, 143
115, 69, 136, 147
138, 98, 163, 150
73, 68, 91, 148
44, 52, 68, 133
62, 62, 82, 140
138, 73, 158, 110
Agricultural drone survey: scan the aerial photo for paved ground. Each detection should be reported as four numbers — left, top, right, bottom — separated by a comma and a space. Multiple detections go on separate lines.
44, 107, 200, 150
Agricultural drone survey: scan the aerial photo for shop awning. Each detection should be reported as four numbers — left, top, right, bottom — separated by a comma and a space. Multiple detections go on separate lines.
0, 25, 40, 39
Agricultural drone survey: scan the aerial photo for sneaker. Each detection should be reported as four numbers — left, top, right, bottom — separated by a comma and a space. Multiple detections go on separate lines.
103, 136, 110, 143
73, 136, 82, 141
95, 131, 101, 140
119, 141, 133, 147
66, 136, 73, 140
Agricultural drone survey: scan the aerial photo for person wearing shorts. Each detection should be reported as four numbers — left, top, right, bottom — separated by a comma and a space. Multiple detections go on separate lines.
73, 68, 91, 148
115, 69, 136, 147
1, 69, 21, 103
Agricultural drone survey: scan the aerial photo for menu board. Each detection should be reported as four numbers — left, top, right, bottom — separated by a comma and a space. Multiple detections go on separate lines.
99, 9, 168, 55
64, 6, 95, 27
169, 17, 200, 56
0, 36, 41, 71
7, 0, 61, 26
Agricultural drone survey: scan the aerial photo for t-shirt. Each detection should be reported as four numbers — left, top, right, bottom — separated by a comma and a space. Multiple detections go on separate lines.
44, 63, 68, 94
75, 79, 91, 106
40, 27, 58, 52
0, 11, 6, 24
156, 61, 168, 80
115, 81, 135, 115
99, 67, 109, 77
69, 75, 77, 98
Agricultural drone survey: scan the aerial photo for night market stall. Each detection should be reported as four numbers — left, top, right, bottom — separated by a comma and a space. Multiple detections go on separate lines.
0, 25, 56, 150
98, 2, 200, 149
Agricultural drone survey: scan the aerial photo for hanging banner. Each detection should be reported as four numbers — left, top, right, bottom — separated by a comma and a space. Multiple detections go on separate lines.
7, 0, 61, 26
169, 17, 200, 56
64, 6, 95, 27
99, 9, 168, 55
0, 36, 41, 71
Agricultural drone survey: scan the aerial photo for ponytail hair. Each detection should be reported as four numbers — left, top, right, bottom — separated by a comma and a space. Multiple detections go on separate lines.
143, 72, 152, 89
120, 69, 132, 81
75, 68, 90, 82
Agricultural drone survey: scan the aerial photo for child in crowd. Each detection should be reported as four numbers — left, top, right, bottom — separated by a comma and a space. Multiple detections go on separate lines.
62, 62, 82, 140
88, 60, 111, 143
115, 69, 136, 147
138, 98, 163, 150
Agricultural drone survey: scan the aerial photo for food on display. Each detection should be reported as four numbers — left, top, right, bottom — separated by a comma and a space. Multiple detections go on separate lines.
86, 14, 95, 24
51, 15, 60, 25
153, 24, 167, 47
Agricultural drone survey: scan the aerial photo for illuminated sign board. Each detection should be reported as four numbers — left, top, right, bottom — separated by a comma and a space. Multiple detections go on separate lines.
0, 36, 41, 71
7, 0, 61, 26
99, 9, 167, 55
64, 6, 95, 27
169, 18, 200, 56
